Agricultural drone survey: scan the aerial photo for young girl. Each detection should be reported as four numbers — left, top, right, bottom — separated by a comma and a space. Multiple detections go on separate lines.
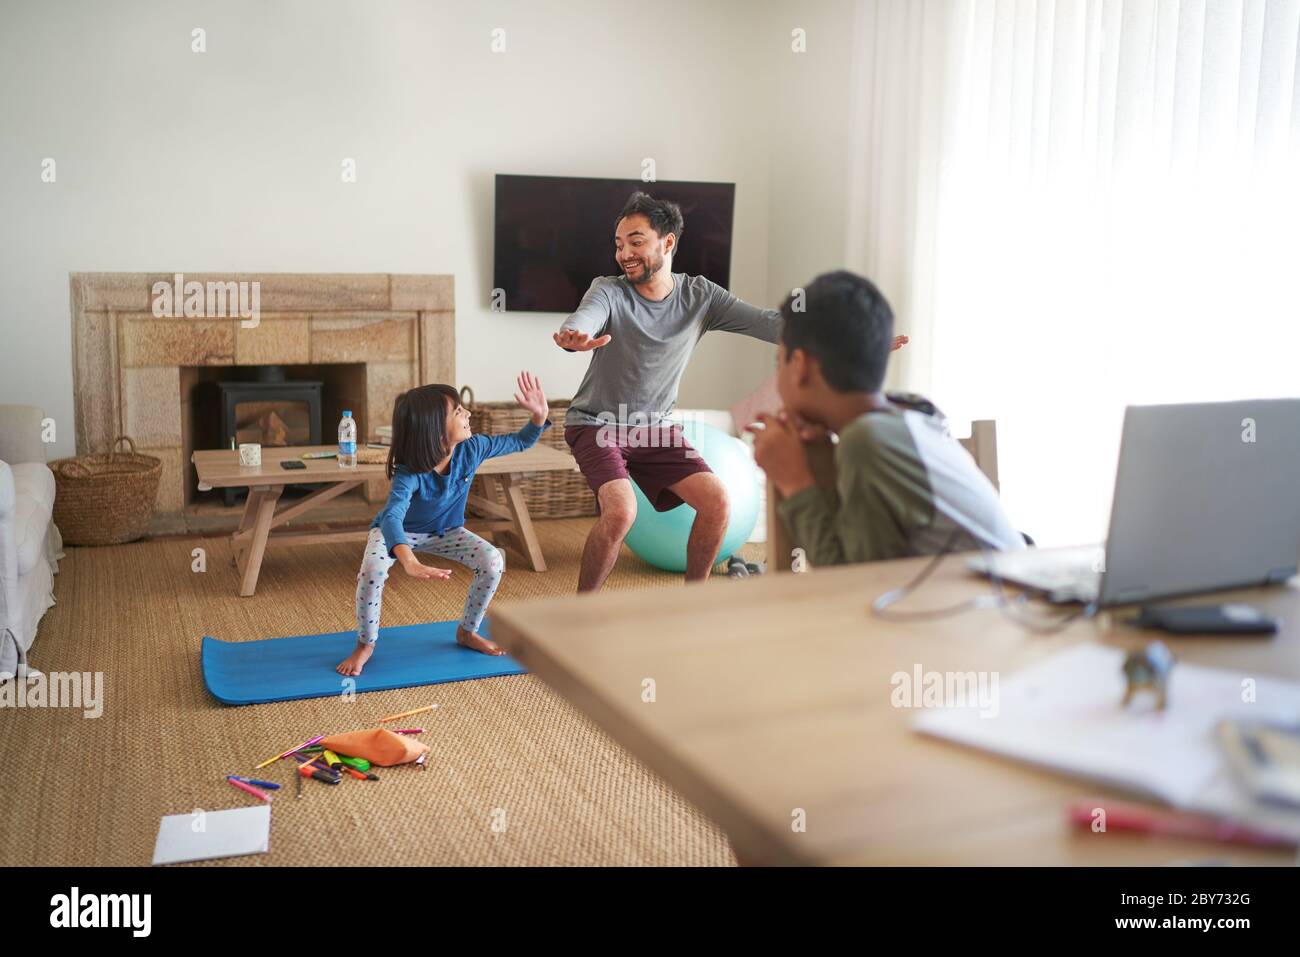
336, 372, 551, 676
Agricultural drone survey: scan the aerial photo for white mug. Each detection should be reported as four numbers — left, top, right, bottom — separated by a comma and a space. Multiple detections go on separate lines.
238, 443, 262, 467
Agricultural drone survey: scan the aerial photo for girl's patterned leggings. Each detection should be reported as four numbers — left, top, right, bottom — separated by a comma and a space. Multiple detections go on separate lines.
355, 525, 504, 644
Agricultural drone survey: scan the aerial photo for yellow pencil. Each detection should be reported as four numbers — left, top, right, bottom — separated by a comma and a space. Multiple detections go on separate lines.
255, 734, 325, 770
379, 704, 437, 723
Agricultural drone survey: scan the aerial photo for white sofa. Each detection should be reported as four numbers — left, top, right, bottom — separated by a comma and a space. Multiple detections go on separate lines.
0, 405, 63, 678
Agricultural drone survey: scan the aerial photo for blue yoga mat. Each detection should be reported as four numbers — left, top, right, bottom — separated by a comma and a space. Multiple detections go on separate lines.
201, 620, 526, 705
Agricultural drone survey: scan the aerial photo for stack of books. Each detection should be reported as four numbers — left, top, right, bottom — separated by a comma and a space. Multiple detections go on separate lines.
369, 425, 392, 450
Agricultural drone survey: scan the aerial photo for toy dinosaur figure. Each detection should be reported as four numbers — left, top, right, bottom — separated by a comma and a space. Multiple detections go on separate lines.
1122, 641, 1175, 710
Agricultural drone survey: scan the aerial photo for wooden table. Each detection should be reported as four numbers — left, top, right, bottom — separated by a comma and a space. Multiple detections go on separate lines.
488, 555, 1300, 865
192, 443, 579, 596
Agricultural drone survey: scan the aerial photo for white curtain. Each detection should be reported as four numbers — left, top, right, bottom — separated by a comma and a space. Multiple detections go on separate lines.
845, 0, 968, 401
847, 0, 1300, 545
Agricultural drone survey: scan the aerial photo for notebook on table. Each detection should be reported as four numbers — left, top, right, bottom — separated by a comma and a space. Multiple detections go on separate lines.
913, 643, 1300, 836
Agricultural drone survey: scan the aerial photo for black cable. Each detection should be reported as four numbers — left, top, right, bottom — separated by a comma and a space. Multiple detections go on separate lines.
871, 526, 1004, 620
983, 548, 1099, 634
869, 527, 1098, 633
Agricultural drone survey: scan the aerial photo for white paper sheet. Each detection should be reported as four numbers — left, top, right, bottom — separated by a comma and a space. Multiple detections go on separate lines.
913, 643, 1300, 834
151, 804, 271, 865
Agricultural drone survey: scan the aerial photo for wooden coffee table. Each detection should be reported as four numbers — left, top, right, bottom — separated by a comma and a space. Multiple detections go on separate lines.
192, 444, 579, 596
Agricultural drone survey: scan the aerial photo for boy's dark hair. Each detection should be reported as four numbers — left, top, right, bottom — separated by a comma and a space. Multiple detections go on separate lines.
779, 271, 894, 393
387, 383, 463, 479
615, 191, 685, 247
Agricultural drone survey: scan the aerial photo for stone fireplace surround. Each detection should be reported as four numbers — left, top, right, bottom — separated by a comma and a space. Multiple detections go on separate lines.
71, 273, 454, 535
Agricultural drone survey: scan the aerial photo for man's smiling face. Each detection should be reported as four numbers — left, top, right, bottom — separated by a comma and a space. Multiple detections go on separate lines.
614, 213, 673, 285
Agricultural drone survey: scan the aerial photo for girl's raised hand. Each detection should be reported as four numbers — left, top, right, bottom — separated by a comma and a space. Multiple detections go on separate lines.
514, 371, 549, 425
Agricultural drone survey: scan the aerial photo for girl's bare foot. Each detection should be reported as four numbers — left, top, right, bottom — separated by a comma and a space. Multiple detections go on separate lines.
337, 642, 375, 676
456, 625, 504, 656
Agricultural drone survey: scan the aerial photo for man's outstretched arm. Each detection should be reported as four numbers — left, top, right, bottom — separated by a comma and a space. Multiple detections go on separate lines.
706, 282, 782, 343
707, 281, 910, 352
555, 279, 613, 352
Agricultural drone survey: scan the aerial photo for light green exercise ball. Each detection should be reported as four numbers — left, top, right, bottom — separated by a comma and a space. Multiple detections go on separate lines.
623, 421, 760, 573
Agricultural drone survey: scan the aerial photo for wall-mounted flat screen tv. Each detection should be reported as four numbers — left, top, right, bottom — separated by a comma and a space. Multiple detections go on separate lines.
493, 174, 736, 313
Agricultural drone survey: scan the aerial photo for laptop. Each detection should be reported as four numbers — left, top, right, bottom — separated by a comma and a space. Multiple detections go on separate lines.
968, 399, 1300, 606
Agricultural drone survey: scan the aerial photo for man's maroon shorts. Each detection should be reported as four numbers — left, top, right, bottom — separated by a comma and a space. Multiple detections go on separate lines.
565, 423, 713, 512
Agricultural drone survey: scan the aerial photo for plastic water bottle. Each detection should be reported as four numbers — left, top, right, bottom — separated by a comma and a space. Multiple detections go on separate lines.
338, 410, 357, 469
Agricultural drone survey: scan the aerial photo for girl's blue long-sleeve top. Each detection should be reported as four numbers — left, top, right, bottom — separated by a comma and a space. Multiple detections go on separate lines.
371, 420, 552, 556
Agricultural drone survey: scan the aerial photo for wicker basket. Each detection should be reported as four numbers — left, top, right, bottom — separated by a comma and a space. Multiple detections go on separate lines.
50, 436, 162, 546
461, 386, 595, 519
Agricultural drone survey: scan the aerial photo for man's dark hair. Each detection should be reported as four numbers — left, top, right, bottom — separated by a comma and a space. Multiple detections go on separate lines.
779, 270, 894, 393
615, 191, 685, 246
386, 383, 463, 479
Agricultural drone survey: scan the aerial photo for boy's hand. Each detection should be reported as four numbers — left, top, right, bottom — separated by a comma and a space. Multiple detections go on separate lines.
891, 335, 909, 351
401, 556, 453, 581
514, 370, 549, 426
788, 411, 833, 443
554, 329, 612, 351
747, 412, 817, 498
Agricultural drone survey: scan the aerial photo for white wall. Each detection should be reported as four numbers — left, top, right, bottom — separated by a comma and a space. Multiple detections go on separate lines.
763, 0, 858, 326
0, 0, 794, 458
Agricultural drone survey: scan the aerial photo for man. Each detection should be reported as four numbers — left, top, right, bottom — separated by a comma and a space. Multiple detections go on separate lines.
554, 191, 782, 591
750, 270, 1023, 566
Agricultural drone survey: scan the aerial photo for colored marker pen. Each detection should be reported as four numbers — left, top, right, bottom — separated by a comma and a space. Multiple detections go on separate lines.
231, 776, 281, 790
228, 777, 272, 802
298, 765, 339, 785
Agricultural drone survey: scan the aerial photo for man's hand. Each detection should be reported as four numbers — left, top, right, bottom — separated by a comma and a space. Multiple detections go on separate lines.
553, 329, 613, 352
513, 370, 549, 426
746, 412, 818, 498
891, 335, 909, 351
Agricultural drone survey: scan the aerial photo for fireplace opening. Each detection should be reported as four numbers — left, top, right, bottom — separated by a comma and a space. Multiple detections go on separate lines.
214, 369, 323, 505
183, 362, 368, 508
226, 390, 317, 448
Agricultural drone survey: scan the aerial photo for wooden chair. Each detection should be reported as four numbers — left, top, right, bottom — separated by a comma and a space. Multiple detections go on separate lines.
765, 419, 1000, 572
958, 419, 999, 491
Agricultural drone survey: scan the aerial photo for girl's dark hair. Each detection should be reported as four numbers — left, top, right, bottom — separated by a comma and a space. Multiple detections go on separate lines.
387, 384, 463, 479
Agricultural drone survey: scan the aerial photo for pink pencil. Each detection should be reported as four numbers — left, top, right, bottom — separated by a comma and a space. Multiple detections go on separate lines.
393, 729, 425, 735
228, 776, 272, 803
1067, 799, 1297, 849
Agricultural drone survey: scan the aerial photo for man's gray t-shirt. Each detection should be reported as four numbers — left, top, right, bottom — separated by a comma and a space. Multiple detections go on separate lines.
558, 273, 781, 428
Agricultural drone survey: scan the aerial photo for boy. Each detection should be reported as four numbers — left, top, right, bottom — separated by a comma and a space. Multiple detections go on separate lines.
749, 270, 1024, 566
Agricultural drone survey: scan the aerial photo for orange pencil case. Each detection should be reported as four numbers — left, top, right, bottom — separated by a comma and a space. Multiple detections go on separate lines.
320, 728, 429, 767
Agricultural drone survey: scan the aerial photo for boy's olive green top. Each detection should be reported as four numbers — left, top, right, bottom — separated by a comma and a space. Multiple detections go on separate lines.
777, 396, 1025, 567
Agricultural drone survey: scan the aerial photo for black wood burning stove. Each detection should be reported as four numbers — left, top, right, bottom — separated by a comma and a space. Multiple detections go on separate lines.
216, 367, 323, 505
